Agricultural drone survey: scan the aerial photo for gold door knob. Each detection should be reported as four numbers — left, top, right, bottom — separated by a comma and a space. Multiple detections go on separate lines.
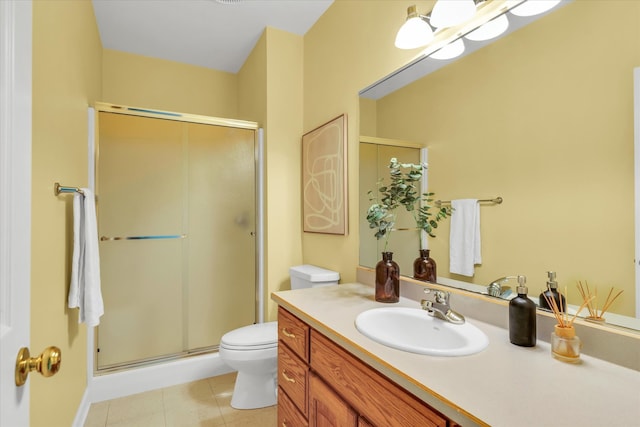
15, 346, 62, 386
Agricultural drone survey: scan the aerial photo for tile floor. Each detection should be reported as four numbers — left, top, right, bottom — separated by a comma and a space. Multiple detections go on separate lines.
83, 372, 277, 427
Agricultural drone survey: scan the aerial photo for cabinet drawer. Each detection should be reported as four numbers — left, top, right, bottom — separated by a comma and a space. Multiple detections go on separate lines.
278, 308, 310, 361
310, 331, 447, 427
279, 342, 308, 417
278, 386, 308, 427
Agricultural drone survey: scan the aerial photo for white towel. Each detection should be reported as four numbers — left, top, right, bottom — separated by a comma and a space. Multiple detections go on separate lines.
68, 188, 104, 326
449, 199, 481, 277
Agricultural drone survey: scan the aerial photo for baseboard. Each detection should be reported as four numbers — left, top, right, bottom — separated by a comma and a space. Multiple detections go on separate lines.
72, 388, 91, 427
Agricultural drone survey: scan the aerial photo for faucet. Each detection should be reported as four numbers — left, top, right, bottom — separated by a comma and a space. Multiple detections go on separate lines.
420, 288, 465, 324
487, 275, 518, 298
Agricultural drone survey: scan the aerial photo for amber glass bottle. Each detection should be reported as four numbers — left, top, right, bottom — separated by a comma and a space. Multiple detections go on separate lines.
413, 249, 437, 283
375, 252, 400, 303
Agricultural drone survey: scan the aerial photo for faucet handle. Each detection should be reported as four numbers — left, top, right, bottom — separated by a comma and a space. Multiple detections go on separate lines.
424, 287, 449, 304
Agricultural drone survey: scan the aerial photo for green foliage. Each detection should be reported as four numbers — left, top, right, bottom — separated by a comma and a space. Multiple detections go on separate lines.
366, 158, 452, 250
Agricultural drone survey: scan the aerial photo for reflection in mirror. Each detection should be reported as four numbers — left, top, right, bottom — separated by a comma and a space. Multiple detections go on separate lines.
359, 138, 423, 274
359, 0, 640, 331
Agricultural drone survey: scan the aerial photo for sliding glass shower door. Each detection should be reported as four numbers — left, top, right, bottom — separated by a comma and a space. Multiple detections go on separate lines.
96, 110, 257, 370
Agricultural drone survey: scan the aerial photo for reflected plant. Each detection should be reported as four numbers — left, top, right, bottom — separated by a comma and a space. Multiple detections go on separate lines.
366, 158, 451, 251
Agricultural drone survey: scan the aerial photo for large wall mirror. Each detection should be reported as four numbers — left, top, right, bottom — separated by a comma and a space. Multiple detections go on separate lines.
359, 0, 640, 332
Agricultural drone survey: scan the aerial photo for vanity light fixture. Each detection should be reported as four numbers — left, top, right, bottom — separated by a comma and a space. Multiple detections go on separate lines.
395, 5, 434, 49
429, 38, 466, 60
464, 10, 509, 41
430, 0, 477, 29
509, 0, 561, 17
394, 0, 563, 56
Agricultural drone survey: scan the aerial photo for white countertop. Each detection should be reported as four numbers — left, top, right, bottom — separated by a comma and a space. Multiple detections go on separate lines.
272, 283, 640, 427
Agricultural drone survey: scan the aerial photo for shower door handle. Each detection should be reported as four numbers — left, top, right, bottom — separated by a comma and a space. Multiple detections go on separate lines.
100, 234, 186, 241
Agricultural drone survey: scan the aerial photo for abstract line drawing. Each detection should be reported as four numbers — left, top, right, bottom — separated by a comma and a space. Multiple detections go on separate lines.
302, 114, 348, 235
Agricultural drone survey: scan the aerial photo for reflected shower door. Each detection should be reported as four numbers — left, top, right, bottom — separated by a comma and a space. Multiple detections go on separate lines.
359, 143, 421, 274
96, 111, 256, 369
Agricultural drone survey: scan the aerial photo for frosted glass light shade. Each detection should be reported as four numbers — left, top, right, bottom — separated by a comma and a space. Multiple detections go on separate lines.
395, 16, 434, 49
429, 38, 465, 60
430, 0, 476, 28
465, 13, 509, 41
510, 0, 561, 17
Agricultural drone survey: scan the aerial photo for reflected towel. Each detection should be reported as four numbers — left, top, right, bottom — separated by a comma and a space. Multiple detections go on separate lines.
68, 188, 104, 326
449, 199, 481, 277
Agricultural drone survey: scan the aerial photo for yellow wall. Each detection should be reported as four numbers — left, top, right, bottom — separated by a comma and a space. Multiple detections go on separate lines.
375, 1, 639, 316
103, 49, 238, 118
31, 0, 102, 425
264, 28, 304, 320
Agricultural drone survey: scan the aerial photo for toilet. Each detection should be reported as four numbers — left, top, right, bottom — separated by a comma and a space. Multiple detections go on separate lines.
219, 264, 339, 409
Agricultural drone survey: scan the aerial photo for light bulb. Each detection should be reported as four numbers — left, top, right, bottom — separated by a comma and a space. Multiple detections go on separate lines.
395, 8, 434, 49
510, 0, 561, 17
430, 0, 476, 29
465, 13, 509, 41
429, 38, 465, 60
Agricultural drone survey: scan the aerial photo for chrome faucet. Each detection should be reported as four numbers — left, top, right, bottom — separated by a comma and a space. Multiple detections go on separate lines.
420, 288, 465, 324
487, 275, 518, 298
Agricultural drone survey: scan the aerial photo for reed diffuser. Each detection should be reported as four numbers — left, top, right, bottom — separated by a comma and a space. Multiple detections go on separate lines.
577, 281, 623, 323
542, 285, 593, 364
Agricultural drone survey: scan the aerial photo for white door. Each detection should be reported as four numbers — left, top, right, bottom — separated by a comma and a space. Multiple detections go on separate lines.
0, 1, 32, 425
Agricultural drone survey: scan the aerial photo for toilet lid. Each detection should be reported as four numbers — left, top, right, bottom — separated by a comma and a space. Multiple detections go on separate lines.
220, 321, 278, 349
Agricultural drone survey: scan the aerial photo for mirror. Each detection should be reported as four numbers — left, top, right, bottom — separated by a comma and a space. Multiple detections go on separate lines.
359, 0, 640, 331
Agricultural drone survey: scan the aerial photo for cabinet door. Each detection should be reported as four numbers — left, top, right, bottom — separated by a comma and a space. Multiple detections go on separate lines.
309, 373, 357, 427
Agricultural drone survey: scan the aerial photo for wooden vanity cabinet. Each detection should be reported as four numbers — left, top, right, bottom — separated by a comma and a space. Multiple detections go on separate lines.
277, 307, 454, 427
278, 308, 310, 426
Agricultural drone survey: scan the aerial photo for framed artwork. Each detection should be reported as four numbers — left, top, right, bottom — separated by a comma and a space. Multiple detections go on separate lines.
302, 114, 348, 235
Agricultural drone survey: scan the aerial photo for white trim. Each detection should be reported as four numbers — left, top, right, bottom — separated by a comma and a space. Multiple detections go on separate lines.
89, 353, 232, 403
0, 1, 32, 425
71, 389, 91, 427
420, 148, 429, 250
634, 67, 640, 318
257, 128, 265, 323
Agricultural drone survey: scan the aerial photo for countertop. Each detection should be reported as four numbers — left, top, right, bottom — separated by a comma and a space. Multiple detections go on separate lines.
272, 283, 640, 427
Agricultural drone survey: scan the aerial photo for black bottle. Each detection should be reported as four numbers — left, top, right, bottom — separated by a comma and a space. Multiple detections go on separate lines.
539, 271, 566, 312
509, 275, 536, 347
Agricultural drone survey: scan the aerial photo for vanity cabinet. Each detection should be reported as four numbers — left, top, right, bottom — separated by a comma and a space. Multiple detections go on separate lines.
277, 307, 455, 427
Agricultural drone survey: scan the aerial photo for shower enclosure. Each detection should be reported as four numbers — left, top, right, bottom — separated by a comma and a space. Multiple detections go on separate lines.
95, 105, 259, 371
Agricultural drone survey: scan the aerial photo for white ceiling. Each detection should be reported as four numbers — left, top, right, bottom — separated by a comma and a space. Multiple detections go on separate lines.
92, 0, 334, 74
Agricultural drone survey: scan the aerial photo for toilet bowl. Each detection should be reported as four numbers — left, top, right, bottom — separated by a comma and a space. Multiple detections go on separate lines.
219, 322, 278, 409
219, 265, 339, 409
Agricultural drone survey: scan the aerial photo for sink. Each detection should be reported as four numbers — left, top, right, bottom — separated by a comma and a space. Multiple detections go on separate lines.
355, 307, 489, 357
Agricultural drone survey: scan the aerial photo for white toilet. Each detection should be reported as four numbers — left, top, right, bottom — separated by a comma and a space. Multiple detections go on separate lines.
219, 264, 339, 409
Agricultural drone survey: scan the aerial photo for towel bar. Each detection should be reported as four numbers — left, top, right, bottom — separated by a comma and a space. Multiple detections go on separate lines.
436, 197, 502, 206
54, 182, 84, 196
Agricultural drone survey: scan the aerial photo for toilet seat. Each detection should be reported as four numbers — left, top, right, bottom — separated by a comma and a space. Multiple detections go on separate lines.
220, 321, 277, 351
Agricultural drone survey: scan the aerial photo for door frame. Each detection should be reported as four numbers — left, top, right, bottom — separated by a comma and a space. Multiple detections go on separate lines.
0, 0, 32, 425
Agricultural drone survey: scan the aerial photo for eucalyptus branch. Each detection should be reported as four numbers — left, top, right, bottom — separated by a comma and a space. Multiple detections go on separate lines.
365, 157, 451, 251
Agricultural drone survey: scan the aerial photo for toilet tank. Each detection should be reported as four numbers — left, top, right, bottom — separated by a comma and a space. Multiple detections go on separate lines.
289, 265, 340, 290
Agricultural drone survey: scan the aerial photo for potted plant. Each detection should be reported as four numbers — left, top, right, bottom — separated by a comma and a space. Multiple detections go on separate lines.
366, 158, 451, 301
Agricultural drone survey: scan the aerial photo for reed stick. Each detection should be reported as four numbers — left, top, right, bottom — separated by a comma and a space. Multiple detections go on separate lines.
543, 284, 594, 328
576, 280, 623, 319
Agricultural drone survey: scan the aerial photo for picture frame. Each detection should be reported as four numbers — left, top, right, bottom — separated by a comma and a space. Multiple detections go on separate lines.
301, 114, 348, 235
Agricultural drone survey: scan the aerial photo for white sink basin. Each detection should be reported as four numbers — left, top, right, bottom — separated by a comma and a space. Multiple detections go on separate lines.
355, 307, 489, 357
